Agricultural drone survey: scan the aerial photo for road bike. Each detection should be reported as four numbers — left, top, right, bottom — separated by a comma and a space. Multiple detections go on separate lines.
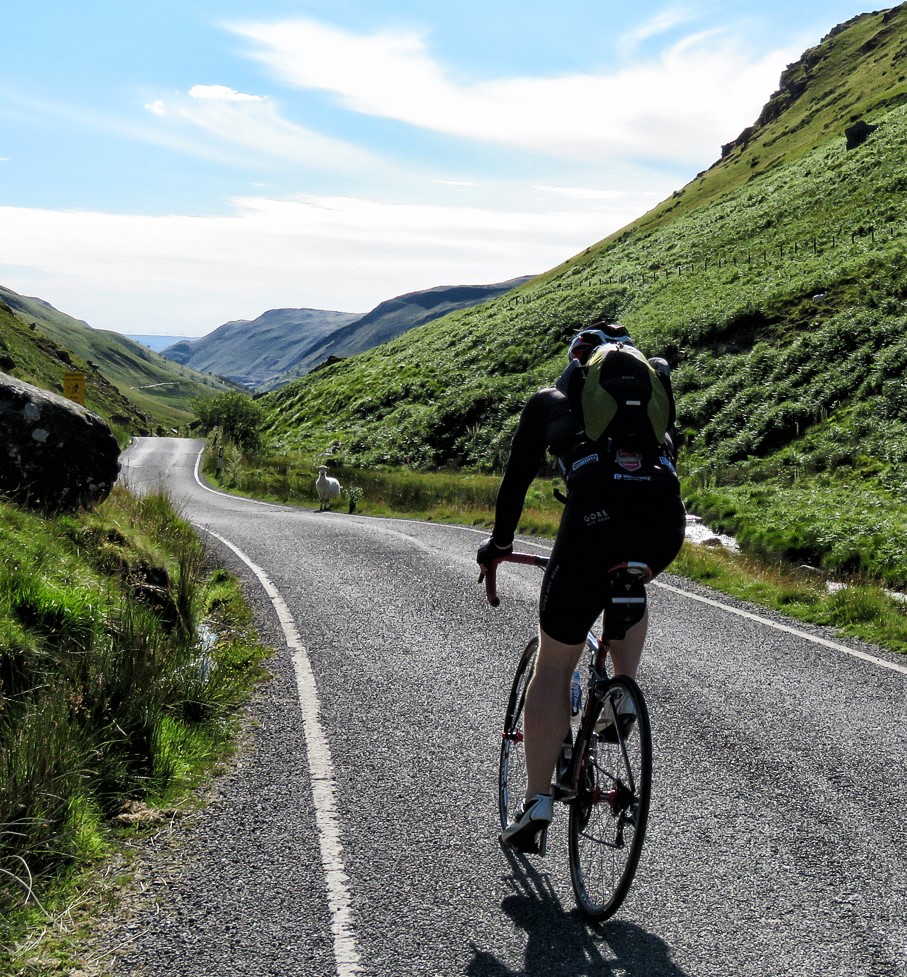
483, 552, 653, 921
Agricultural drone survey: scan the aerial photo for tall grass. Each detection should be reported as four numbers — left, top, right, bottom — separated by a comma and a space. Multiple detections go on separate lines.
0, 487, 268, 960
204, 443, 564, 534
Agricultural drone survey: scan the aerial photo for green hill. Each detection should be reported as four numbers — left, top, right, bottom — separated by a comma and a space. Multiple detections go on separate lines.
257, 3, 907, 586
0, 285, 233, 428
0, 301, 153, 433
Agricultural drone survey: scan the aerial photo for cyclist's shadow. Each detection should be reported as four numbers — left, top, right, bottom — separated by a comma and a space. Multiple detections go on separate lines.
466, 847, 690, 977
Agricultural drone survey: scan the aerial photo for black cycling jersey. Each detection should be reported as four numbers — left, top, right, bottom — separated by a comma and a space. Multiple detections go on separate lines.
490, 384, 685, 645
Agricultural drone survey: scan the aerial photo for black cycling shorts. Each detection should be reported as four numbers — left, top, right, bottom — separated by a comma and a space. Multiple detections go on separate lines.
539, 473, 686, 645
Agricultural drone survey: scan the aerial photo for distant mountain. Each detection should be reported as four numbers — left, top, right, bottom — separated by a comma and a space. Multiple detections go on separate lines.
0, 285, 233, 428
161, 278, 533, 391
257, 277, 534, 391
162, 310, 360, 388
124, 334, 194, 353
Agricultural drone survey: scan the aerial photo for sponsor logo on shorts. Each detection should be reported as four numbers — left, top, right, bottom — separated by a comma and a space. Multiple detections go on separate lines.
572, 453, 599, 472
616, 449, 643, 472
584, 509, 610, 526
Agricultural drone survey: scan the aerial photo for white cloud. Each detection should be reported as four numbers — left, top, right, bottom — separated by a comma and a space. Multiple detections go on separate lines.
231, 16, 797, 165
534, 185, 661, 202
144, 85, 377, 171
188, 84, 265, 103
0, 191, 638, 334
620, 8, 697, 53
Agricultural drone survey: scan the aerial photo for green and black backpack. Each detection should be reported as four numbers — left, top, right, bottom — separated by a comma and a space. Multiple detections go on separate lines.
566, 341, 671, 452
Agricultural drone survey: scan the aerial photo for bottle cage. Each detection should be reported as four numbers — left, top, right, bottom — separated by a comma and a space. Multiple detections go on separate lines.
604, 562, 653, 640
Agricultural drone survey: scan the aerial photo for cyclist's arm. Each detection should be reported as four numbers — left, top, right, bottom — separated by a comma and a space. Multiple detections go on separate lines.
489, 390, 553, 547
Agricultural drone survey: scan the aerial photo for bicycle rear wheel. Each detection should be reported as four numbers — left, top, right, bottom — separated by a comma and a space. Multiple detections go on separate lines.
498, 635, 539, 833
568, 675, 652, 921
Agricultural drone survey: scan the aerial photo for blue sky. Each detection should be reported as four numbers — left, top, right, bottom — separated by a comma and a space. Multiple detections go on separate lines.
0, 0, 867, 336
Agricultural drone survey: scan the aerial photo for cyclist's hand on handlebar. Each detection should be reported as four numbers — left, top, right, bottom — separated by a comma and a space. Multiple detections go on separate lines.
477, 538, 512, 608
476, 537, 513, 575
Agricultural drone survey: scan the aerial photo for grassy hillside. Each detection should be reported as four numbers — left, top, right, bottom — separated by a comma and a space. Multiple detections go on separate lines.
1, 286, 233, 428
0, 301, 153, 436
257, 4, 907, 586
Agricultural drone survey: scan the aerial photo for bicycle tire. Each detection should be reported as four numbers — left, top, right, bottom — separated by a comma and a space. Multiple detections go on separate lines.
568, 674, 652, 921
498, 635, 539, 833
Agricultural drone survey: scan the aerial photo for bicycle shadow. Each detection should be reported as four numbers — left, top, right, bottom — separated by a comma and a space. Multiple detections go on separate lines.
466, 847, 690, 977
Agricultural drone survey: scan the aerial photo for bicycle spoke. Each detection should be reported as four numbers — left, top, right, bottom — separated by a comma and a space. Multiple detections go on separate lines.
568, 676, 652, 921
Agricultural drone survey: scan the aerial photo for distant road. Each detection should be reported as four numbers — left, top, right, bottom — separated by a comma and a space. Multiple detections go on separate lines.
109, 437, 907, 977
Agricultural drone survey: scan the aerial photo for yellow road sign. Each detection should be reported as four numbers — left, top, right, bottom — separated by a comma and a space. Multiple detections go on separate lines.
64, 371, 86, 405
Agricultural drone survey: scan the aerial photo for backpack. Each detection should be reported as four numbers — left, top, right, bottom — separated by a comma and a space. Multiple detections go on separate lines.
568, 341, 670, 449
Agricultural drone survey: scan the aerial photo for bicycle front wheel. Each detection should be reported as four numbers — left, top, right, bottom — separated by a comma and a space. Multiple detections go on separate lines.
498, 635, 539, 833
568, 675, 652, 921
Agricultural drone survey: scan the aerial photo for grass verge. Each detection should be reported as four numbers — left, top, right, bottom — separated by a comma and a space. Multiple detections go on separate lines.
0, 486, 270, 975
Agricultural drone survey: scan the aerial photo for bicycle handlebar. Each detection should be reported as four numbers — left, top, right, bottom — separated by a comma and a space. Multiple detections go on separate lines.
480, 551, 550, 607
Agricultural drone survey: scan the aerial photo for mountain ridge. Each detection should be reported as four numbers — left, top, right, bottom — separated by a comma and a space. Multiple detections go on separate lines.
163, 277, 533, 390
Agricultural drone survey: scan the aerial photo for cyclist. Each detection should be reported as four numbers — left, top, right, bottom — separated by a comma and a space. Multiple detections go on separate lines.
478, 320, 685, 850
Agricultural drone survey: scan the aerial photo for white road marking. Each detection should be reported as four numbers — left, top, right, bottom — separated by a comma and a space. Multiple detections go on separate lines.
201, 528, 362, 977
193, 448, 284, 508
654, 579, 907, 677
399, 524, 907, 677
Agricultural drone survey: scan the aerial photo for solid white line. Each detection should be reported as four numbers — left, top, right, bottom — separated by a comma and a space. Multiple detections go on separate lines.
655, 579, 907, 677
201, 528, 363, 977
192, 448, 283, 508
408, 524, 906, 677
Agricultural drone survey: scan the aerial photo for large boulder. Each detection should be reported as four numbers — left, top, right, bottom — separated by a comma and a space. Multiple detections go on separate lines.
845, 120, 878, 150
0, 372, 121, 512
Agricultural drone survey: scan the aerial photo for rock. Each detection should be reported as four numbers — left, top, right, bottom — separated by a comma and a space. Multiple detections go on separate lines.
0, 371, 120, 512
845, 120, 878, 150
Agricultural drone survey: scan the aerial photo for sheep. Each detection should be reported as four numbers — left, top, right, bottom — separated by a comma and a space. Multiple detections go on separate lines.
315, 465, 342, 511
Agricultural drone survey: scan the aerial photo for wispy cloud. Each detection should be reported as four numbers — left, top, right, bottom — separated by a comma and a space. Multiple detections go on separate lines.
0, 191, 636, 332
144, 83, 377, 170
230, 16, 796, 165
619, 8, 698, 53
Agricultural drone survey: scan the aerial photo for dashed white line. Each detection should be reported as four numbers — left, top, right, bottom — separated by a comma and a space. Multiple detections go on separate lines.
201, 528, 362, 977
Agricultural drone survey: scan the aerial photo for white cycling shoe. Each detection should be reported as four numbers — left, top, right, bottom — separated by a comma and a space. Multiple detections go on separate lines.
500, 793, 553, 853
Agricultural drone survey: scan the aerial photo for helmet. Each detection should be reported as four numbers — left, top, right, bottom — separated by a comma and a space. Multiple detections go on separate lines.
566, 322, 633, 364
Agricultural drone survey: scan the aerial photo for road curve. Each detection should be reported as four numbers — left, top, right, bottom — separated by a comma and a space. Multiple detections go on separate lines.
103, 437, 907, 977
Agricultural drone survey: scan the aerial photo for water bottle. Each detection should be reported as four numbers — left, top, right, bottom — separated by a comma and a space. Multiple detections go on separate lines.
570, 668, 583, 716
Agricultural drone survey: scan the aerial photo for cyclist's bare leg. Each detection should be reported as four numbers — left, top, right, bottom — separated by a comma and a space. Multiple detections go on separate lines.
607, 608, 648, 680
523, 627, 585, 800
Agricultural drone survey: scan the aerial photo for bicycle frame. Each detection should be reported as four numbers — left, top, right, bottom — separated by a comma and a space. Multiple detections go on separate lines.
488, 550, 654, 920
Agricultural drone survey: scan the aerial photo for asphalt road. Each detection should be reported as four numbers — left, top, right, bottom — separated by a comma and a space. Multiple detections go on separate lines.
105, 437, 907, 977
